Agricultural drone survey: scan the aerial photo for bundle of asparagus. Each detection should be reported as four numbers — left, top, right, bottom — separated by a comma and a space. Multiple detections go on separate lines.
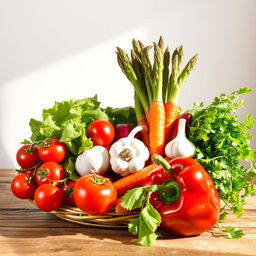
116, 36, 198, 157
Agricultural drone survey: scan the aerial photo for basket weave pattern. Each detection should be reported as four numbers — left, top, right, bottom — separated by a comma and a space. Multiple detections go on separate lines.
30, 200, 139, 228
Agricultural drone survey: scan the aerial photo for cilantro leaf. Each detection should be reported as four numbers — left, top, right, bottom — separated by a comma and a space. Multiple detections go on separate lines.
225, 226, 244, 239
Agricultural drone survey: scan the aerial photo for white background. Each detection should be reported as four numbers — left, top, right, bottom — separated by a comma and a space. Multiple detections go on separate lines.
0, 0, 255, 168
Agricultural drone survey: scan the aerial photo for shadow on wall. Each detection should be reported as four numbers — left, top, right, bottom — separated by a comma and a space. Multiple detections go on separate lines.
0, 0, 169, 168
0, 0, 164, 85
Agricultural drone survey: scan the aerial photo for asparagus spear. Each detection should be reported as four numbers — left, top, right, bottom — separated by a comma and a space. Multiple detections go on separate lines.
140, 46, 153, 104
167, 46, 198, 104
162, 46, 170, 103
178, 54, 198, 86
132, 39, 142, 57
167, 45, 184, 103
116, 47, 149, 113
158, 35, 165, 51
152, 43, 164, 101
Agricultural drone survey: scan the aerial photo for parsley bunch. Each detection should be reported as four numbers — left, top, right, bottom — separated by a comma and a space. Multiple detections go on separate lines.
188, 88, 256, 219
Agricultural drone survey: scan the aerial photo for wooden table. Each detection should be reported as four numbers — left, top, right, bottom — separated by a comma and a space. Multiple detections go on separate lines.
1, 169, 256, 256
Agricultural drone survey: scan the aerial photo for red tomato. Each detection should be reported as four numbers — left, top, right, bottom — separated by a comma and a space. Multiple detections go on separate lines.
38, 139, 66, 163
16, 145, 40, 169
60, 180, 76, 207
35, 162, 65, 186
73, 174, 117, 215
11, 173, 37, 199
87, 120, 115, 146
34, 184, 63, 212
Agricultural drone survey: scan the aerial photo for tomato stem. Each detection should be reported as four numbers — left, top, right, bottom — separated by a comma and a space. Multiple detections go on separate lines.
51, 177, 69, 186
90, 174, 108, 185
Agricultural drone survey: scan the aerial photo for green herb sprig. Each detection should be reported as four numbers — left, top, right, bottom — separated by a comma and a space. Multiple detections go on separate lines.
188, 87, 256, 219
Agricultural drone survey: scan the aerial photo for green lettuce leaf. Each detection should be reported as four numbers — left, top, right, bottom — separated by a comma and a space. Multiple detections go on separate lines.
29, 96, 105, 155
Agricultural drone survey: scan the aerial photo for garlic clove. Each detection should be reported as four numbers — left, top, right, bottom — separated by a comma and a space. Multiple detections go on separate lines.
128, 157, 146, 174
165, 118, 196, 159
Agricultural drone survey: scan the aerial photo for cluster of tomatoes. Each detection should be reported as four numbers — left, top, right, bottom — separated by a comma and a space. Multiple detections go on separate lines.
11, 119, 119, 214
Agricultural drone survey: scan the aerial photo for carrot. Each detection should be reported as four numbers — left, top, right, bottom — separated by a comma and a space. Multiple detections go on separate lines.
149, 101, 165, 156
147, 43, 166, 156
164, 101, 179, 142
113, 162, 158, 196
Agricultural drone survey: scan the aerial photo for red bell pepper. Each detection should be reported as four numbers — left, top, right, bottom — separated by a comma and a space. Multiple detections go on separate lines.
143, 155, 220, 237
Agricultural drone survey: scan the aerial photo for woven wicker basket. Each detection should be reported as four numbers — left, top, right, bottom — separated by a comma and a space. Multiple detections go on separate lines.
30, 200, 139, 229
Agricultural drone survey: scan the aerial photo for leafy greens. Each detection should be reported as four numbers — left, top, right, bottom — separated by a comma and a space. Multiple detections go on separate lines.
26, 95, 136, 180
187, 87, 256, 219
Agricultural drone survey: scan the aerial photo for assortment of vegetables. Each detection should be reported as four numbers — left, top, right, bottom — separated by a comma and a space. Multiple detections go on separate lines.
11, 36, 256, 247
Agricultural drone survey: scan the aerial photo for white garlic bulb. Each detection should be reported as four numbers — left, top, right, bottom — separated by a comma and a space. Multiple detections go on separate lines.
165, 118, 195, 158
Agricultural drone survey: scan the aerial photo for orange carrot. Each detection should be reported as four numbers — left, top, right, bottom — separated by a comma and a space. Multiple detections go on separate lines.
149, 101, 165, 156
137, 118, 149, 148
164, 101, 179, 142
113, 162, 158, 196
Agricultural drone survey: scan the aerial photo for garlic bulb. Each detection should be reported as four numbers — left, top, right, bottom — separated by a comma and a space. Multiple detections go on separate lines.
165, 118, 195, 158
75, 146, 110, 176
109, 126, 149, 176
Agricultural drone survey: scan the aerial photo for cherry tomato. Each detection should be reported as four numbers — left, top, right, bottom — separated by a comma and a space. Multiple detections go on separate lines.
60, 180, 76, 207
35, 162, 65, 186
16, 145, 40, 169
38, 138, 66, 163
34, 184, 63, 212
11, 173, 37, 199
87, 120, 115, 146
73, 174, 117, 215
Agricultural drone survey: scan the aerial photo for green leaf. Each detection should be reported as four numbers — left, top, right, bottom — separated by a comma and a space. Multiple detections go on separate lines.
128, 218, 140, 235
104, 106, 136, 126
128, 203, 161, 246
29, 118, 47, 142
237, 87, 252, 95
121, 187, 146, 210
141, 203, 161, 232
138, 220, 158, 246
225, 226, 244, 239
187, 87, 256, 218
21, 139, 32, 145
28, 96, 106, 156
63, 157, 80, 181
82, 108, 110, 127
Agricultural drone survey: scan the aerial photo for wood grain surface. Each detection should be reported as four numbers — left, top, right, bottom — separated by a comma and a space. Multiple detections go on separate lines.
1, 169, 256, 256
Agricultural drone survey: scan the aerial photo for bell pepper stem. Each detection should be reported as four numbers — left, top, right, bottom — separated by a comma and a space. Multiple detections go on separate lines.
157, 180, 180, 204
152, 154, 172, 174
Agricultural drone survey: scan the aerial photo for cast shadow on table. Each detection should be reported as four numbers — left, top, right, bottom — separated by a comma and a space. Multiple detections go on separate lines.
2, 212, 253, 256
